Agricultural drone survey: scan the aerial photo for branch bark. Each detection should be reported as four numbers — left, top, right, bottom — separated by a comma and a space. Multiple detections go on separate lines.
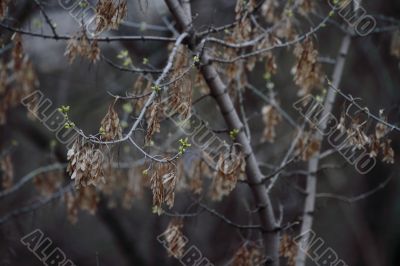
164, 0, 279, 264
294, 32, 352, 266
294, 2, 362, 265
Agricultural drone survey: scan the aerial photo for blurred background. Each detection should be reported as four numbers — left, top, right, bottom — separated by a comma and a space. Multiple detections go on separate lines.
0, 0, 400, 265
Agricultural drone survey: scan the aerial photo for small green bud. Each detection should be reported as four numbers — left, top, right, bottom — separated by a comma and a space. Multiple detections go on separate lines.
263, 72, 271, 80
178, 138, 191, 155
117, 50, 129, 59
193, 55, 200, 63
229, 129, 240, 139
152, 206, 163, 215
122, 103, 133, 113
140, 22, 147, 32
58, 105, 70, 114
79, 1, 88, 8
152, 84, 161, 93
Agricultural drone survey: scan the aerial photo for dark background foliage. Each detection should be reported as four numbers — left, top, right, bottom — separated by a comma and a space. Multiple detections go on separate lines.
0, 0, 400, 265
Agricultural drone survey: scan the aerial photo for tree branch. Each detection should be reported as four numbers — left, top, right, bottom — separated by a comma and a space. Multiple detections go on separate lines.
164, 0, 280, 264
294, 2, 360, 265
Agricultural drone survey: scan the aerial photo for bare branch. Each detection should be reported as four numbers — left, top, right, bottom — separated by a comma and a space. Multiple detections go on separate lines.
316, 175, 393, 203
33, 0, 59, 39
0, 184, 73, 225
164, 0, 280, 263
0, 22, 177, 43
295, 3, 359, 265
0, 163, 66, 199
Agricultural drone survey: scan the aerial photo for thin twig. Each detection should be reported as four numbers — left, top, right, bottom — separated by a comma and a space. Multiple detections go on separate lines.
33, 0, 59, 38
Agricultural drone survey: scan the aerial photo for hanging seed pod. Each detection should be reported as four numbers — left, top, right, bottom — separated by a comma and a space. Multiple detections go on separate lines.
162, 219, 187, 258
232, 243, 265, 266
95, 0, 127, 33
99, 101, 122, 141
261, 104, 282, 143
293, 38, 323, 96
390, 30, 400, 59
0, 154, 13, 189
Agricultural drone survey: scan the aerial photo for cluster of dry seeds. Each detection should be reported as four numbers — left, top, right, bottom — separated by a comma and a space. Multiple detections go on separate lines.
232, 243, 265, 266
0, 154, 13, 189
210, 152, 245, 201
0, 34, 39, 124
95, 0, 127, 33
67, 139, 106, 188
162, 219, 187, 258
64, 31, 100, 64
293, 39, 323, 96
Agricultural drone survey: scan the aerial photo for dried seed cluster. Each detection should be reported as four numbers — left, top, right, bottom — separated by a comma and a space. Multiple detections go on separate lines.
163, 220, 187, 258
34, 170, 63, 197
13, 34, 24, 71
261, 105, 282, 143
145, 102, 161, 144
232, 243, 265, 266
0, 34, 38, 125
293, 39, 323, 96
0, 154, 13, 189
64, 186, 99, 224
336, 110, 395, 164
0, 0, 9, 18
99, 102, 122, 141
150, 163, 179, 214
234, 0, 256, 40
187, 159, 211, 195
298, 0, 315, 15
67, 139, 106, 188
391, 31, 400, 59
132, 76, 152, 112
122, 166, 146, 209
168, 46, 192, 120
95, 0, 127, 33
279, 234, 297, 266
295, 131, 321, 161
62, 163, 151, 223
261, 0, 279, 23
210, 152, 245, 201
65, 31, 100, 64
